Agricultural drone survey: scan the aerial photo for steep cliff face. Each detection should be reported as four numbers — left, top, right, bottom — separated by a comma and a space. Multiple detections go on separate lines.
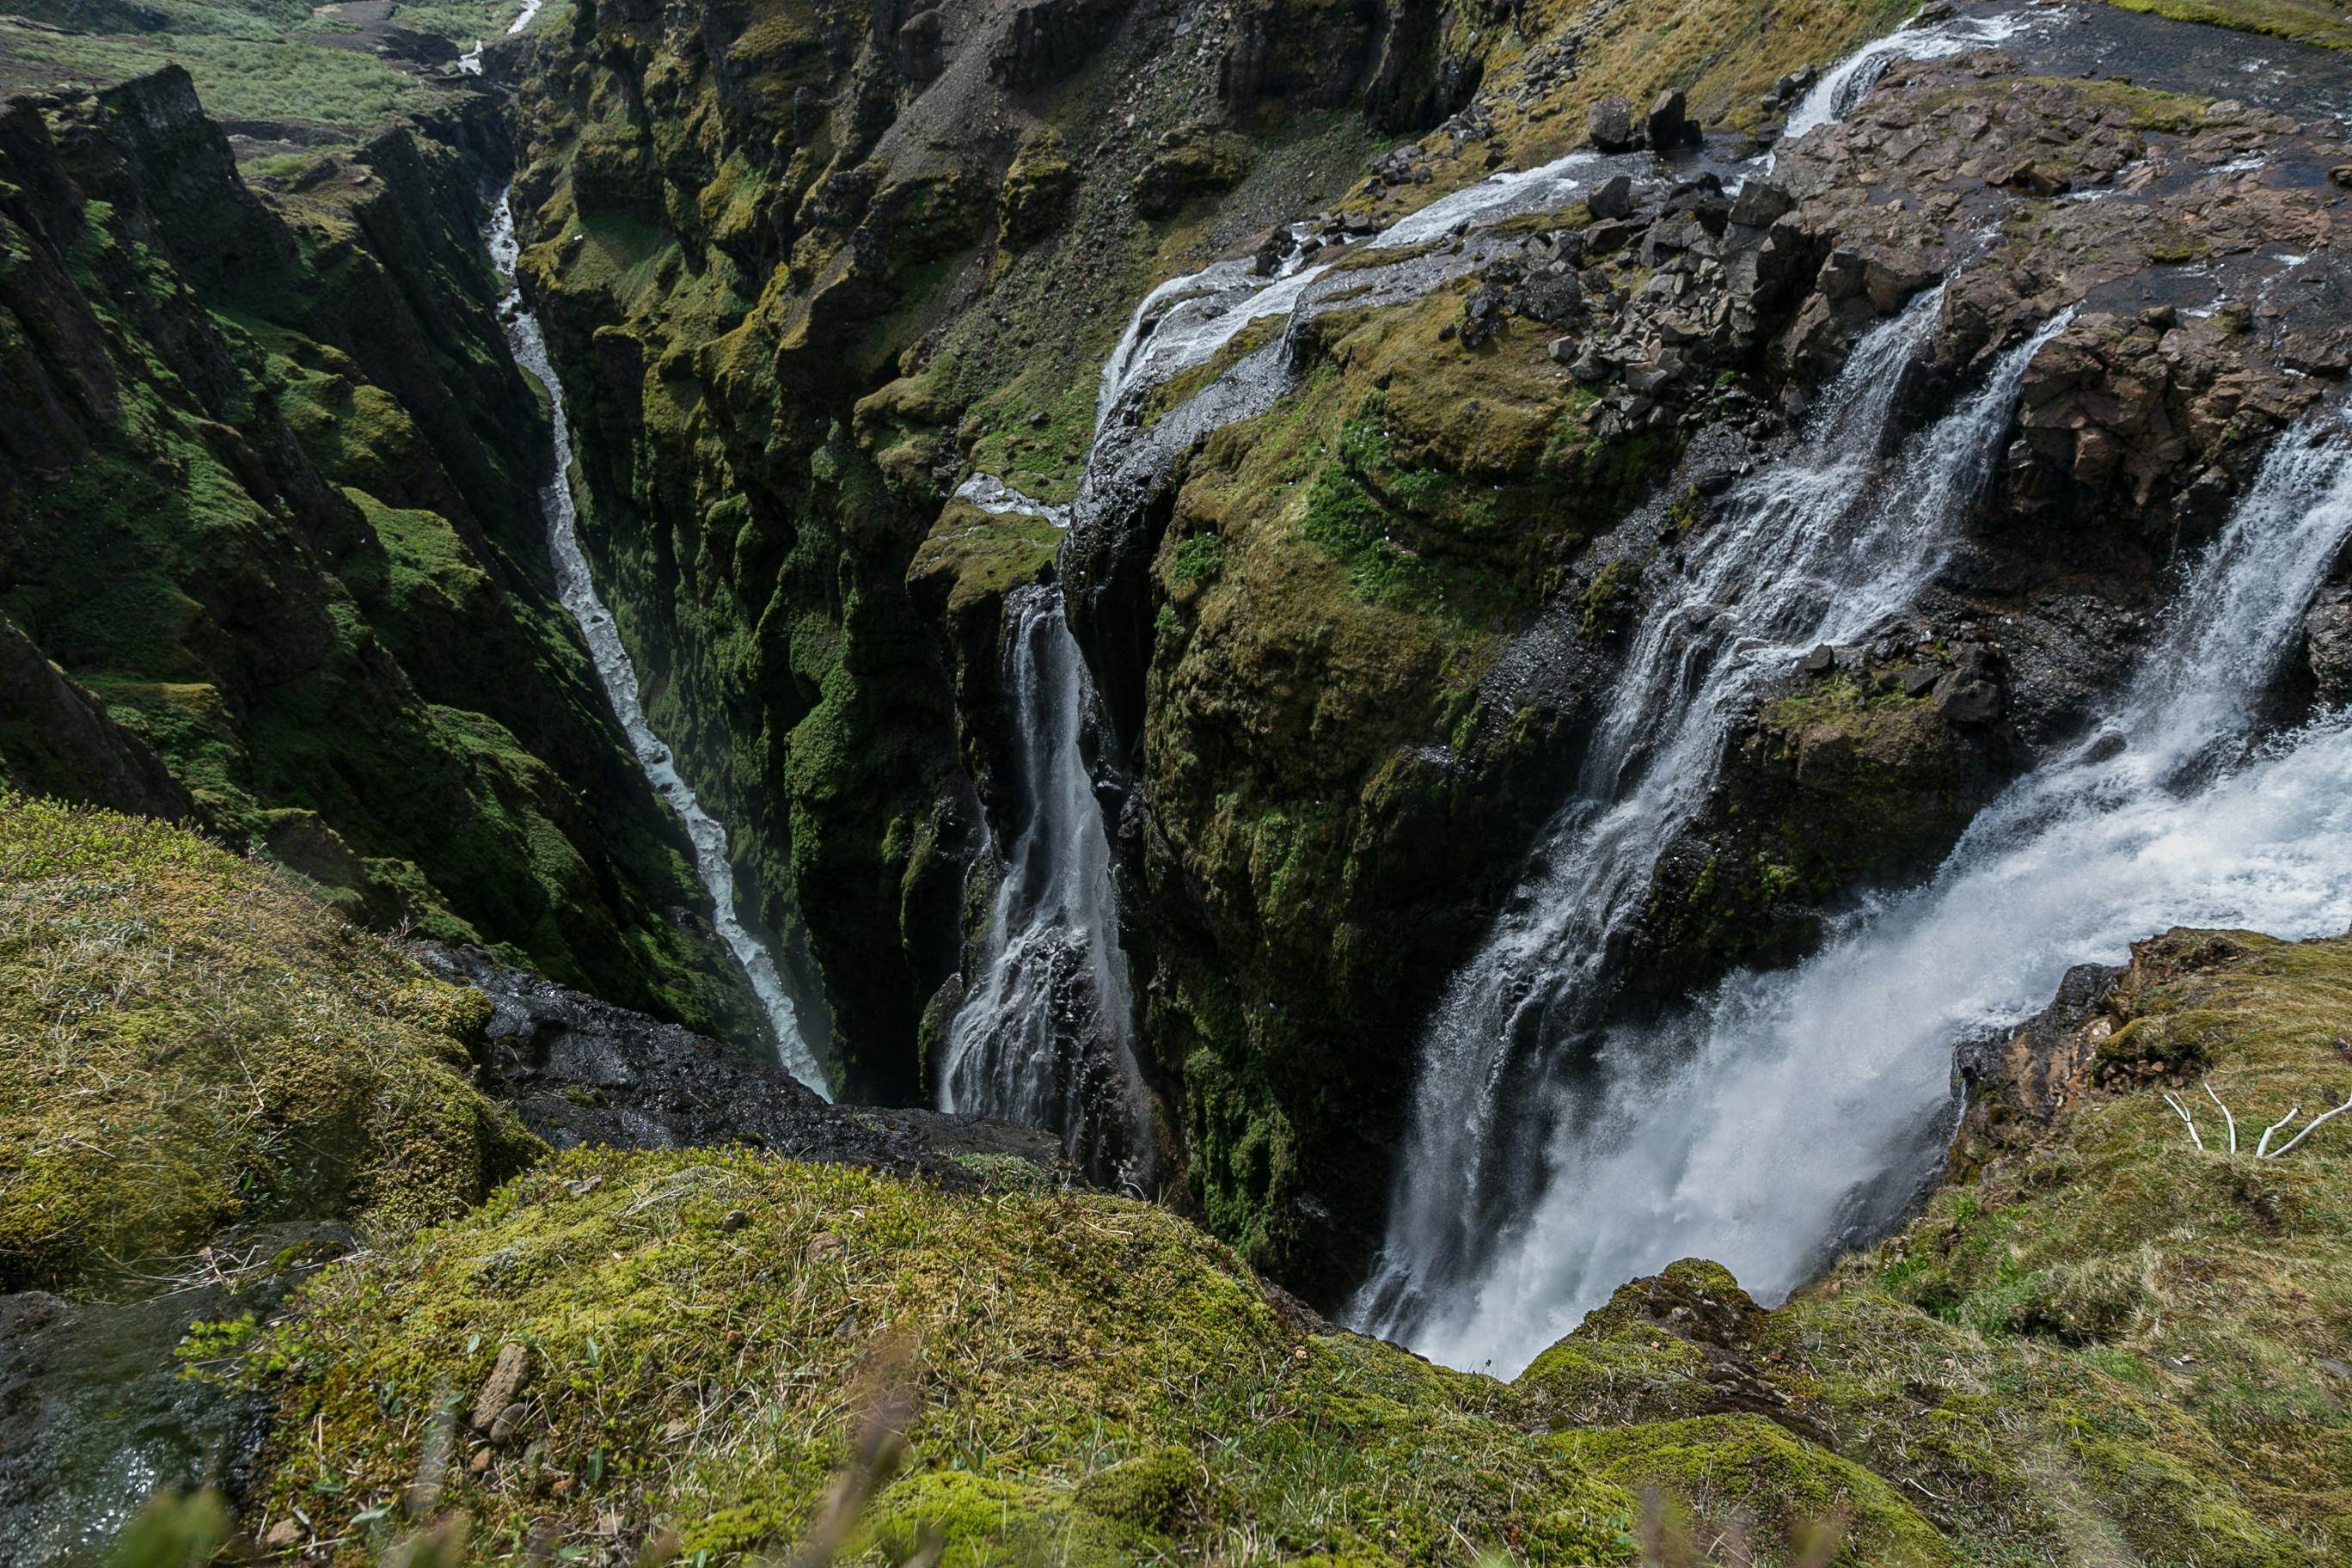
503, 0, 2352, 1297
0, 65, 760, 1032
500, 0, 1932, 1272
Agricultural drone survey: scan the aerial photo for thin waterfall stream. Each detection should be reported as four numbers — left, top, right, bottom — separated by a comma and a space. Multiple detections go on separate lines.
938, 584, 1151, 1186
487, 192, 828, 1095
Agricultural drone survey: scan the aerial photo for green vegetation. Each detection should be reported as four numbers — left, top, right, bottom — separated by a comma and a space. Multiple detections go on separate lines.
247, 1146, 1644, 1566
215, 922, 2352, 1564
2098, 0, 2352, 51
0, 0, 546, 130
0, 24, 432, 126
1860, 928, 2352, 1554
0, 76, 752, 1037
9, 773, 2349, 1568
0, 796, 542, 1295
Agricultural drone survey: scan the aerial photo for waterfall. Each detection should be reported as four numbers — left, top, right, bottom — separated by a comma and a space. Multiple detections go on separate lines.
1352, 291, 2076, 1349
487, 193, 829, 1095
1384, 414, 2352, 1375
1779, 9, 2036, 145
943, 0, 2047, 1181
938, 585, 1151, 1186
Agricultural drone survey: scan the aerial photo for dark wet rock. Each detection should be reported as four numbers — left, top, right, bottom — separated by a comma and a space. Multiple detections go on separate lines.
1729, 178, 1794, 230
2306, 587, 2352, 707
990, 0, 1122, 90
1586, 173, 1633, 220
1953, 960, 2127, 1174
1645, 88, 1688, 152
0, 1224, 350, 1566
415, 945, 1071, 1189
1934, 676, 2004, 725
1638, 620, 2018, 995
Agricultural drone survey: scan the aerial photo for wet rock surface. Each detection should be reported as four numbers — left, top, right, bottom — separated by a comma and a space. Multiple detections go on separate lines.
0, 1223, 352, 1566
417, 945, 1071, 1189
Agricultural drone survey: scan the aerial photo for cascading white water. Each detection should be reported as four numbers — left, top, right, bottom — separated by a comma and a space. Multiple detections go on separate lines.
1352, 291, 2075, 1346
953, 1, 2055, 1185
938, 584, 1151, 1185
487, 193, 829, 1095
1779, 9, 2035, 144
1393, 415, 2352, 1375
456, 0, 540, 74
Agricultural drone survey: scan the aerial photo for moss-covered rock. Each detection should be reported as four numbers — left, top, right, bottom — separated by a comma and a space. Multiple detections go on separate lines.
0, 797, 543, 1294
244, 1144, 1643, 1566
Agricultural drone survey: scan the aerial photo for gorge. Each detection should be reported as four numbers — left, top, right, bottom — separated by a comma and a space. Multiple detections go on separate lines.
6, 0, 2352, 1561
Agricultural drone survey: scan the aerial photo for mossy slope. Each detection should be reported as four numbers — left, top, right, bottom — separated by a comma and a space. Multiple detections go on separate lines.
242, 926, 2352, 1565
0, 795, 543, 1295
249, 1146, 1644, 1567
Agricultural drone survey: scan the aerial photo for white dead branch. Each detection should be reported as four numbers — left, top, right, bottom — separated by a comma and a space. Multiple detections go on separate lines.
2165, 1079, 2352, 1159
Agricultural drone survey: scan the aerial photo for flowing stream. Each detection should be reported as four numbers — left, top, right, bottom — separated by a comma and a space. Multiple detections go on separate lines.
487, 193, 828, 1094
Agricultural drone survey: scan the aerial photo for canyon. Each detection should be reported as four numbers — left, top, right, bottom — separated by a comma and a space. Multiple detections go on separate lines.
4, 0, 2352, 1562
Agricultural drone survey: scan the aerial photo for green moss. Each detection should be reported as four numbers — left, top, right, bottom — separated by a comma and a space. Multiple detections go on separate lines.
1163, 533, 1225, 593
0, 797, 543, 1295
246, 1146, 1641, 1565
1559, 1415, 1951, 1565
1577, 559, 1635, 644
2095, 0, 2352, 50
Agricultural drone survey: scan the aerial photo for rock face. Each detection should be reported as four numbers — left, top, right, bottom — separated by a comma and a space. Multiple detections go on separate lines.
0, 69, 758, 1035
0, 609, 194, 822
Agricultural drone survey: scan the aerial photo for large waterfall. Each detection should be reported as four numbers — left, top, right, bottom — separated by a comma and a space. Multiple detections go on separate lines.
487, 193, 828, 1094
1351, 284, 2071, 1350
1369, 411, 2352, 1376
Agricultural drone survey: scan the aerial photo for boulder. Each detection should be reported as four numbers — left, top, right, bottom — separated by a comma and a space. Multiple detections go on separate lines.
1588, 95, 1637, 152
1729, 179, 1795, 230
1587, 173, 1634, 220
1645, 89, 1688, 152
